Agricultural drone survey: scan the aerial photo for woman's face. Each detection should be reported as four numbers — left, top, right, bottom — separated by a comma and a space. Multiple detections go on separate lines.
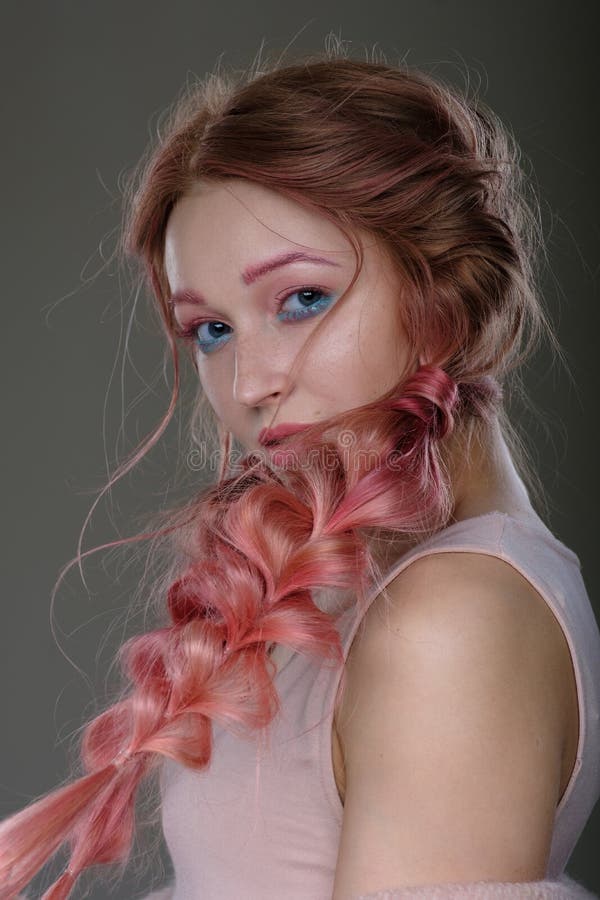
164, 178, 414, 453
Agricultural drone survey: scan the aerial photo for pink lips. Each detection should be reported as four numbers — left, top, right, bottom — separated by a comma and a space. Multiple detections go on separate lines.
258, 422, 312, 446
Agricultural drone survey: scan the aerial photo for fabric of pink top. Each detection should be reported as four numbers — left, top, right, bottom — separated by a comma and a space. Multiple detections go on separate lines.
157, 510, 600, 899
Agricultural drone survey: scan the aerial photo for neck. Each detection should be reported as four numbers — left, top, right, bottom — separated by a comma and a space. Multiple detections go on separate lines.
367, 416, 536, 576
448, 416, 533, 523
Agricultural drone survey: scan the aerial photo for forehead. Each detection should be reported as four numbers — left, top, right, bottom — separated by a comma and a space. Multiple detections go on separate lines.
164, 179, 357, 274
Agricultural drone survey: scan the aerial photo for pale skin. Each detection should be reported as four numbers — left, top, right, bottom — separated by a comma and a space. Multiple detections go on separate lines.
165, 178, 579, 896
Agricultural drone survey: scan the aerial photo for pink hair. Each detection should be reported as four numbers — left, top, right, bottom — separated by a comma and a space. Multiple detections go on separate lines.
0, 45, 558, 899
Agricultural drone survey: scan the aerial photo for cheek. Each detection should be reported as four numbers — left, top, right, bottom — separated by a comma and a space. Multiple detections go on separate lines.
354, 304, 409, 390
308, 328, 358, 397
361, 290, 414, 378
196, 362, 230, 417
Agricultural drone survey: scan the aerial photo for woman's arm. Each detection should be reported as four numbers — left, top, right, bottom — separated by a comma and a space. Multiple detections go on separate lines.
332, 552, 571, 898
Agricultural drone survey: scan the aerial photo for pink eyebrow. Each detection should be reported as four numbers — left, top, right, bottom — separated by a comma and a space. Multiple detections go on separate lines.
241, 251, 340, 285
167, 251, 341, 307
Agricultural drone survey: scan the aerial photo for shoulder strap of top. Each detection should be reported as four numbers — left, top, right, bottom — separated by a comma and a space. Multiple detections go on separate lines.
336, 509, 580, 658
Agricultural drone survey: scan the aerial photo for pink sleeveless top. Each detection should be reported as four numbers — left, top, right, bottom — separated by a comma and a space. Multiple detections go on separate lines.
158, 511, 600, 899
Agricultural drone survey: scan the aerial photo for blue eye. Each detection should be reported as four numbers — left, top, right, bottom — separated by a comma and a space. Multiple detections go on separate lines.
177, 287, 335, 355
277, 287, 334, 322
193, 321, 232, 353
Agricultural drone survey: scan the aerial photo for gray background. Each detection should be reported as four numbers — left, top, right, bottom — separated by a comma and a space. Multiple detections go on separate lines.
2, 1, 599, 896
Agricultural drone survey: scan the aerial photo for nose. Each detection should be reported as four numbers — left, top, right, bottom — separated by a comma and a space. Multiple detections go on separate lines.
232, 339, 293, 408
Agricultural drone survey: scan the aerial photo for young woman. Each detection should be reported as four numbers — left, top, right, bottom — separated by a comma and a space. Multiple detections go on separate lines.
1, 49, 599, 900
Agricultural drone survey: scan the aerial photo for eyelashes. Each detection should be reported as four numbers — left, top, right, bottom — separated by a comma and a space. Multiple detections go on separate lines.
174, 286, 335, 355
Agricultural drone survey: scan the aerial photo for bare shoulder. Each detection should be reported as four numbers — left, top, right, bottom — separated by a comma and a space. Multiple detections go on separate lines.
341, 549, 575, 711
331, 550, 577, 897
